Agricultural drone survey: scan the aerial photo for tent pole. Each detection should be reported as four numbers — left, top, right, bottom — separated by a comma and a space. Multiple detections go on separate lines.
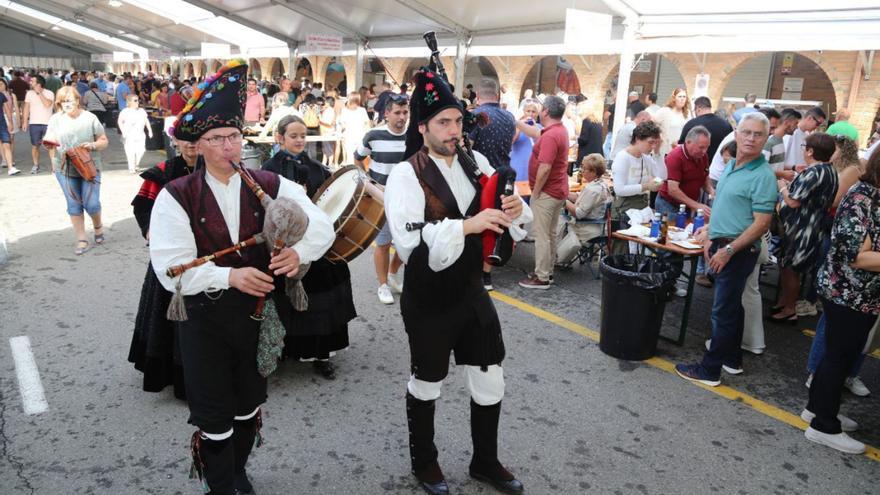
609, 19, 637, 155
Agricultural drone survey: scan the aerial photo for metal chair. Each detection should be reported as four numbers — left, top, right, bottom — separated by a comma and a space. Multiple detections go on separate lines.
557, 203, 612, 278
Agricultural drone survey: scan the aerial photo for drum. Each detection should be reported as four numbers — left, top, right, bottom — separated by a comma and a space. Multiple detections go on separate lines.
312, 165, 385, 263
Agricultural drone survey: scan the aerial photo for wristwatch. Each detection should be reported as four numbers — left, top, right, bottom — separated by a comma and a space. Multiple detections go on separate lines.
724, 244, 735, 256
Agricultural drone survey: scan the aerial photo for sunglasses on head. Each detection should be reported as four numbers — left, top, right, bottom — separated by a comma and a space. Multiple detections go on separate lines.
390, 94, 409, 104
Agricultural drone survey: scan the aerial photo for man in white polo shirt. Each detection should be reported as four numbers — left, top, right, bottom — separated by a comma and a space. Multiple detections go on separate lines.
355, 94, 409, 304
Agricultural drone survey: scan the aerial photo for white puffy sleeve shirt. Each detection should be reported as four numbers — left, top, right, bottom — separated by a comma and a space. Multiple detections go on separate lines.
385, 151, 533, 272
150, 172, 334, 295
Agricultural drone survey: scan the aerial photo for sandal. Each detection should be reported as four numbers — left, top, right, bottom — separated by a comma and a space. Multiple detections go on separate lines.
94, 225, 105, 245
75, 240, 89, 256
766, 311, 797, 325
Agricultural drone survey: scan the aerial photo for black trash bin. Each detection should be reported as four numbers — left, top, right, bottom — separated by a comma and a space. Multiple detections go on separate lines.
145, 117, 165, 150
599, 254, 677, 360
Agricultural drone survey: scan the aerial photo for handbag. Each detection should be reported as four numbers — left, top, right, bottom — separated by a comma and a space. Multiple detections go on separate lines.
65, 146, 98, 182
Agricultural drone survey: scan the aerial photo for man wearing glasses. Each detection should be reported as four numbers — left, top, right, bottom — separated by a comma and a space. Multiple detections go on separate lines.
149, 61, 334, 495
676, 112, 778, 387
784, 106, 826, 170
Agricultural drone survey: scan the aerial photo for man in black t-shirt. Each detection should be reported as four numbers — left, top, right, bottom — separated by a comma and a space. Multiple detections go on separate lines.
678, 96, 733, 160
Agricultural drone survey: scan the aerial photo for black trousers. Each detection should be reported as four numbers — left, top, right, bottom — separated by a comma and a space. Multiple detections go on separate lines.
177, 289, 267, 434
806, 297, 875, 434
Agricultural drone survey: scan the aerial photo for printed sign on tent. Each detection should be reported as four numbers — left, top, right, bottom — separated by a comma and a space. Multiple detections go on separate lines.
306, 34, 343, 55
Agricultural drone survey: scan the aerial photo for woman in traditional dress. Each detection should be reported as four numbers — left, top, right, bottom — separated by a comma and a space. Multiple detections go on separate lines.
128, 136, 200, 399
262, 115, 355, 379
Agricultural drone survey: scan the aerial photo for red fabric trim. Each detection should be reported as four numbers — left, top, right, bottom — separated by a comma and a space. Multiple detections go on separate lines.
137, 179, 162, 201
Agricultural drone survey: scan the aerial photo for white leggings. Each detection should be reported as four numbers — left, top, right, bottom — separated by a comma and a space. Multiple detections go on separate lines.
124, 141, 145, 172
408, 365, 505, 406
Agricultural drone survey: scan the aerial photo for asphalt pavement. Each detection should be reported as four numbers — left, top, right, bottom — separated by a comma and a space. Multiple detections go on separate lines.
1, 133, 878, 494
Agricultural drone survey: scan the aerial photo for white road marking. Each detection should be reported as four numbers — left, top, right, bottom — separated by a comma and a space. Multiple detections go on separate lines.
9, 336, 49, 415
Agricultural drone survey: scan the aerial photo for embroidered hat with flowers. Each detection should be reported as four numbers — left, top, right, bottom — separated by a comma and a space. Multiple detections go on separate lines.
170, 59, 248, 141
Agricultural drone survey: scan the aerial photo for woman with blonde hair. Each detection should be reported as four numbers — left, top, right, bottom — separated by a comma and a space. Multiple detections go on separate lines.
339, 92, 370, 165
43, 85, 109, 255
653, 88, 691, 157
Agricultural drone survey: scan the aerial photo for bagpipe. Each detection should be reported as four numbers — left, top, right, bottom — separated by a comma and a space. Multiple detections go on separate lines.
422, 31, 517, 267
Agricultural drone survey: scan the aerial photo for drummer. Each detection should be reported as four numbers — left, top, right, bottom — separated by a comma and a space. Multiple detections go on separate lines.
354, 93, 409, 305
262, 114, 356, 379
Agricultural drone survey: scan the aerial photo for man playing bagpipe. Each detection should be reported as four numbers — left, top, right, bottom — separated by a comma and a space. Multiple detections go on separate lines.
148, 59, 334, 495
384, 65, 532, 494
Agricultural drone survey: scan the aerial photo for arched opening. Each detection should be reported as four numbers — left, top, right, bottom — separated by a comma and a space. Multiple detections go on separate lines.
721, 52, 837, 118
324, 57, 347, 94
520, 56, 581, 99
211, 60, 222, 73
463, 56, 499, 99
403, 58, 425, 84
295, 58, 313, 82
248, 58, 262, 80
270, 58, 284, 80
197, 61, 207, 79
602, 54, 686, 110
184, 62, 194, 79
162, 63, 171, 76
361, 57, 388, 92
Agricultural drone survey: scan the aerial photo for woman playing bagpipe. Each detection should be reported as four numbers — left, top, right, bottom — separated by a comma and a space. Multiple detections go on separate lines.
128, 134, 201, 400
383, 33, 532, 495
261, 114, 356, 380
148, 60, 334, 495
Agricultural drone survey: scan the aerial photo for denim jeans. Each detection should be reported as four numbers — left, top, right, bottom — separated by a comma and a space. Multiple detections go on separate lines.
700, 240, 760, 376
806, 313, 866, 377
653, 194, 680, 218
602, 132, 613, 160
55, 170, 102, 216
806, 297, 875, 434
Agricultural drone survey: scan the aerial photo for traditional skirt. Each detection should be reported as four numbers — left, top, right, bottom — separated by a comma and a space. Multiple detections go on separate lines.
128, 262, 186, 400
272, 258, 355, 361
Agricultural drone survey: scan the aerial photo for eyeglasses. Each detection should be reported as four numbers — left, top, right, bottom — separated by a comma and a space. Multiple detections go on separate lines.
201, 132, 243, 146
738, 130, 766, 139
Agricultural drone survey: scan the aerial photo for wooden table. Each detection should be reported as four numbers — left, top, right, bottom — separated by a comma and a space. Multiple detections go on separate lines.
611, 230, 704, 346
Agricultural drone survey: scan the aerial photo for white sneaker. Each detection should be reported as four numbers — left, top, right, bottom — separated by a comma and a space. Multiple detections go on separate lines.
8, 166, 21, 176
386, 270, 404, 293
377, 284, 394, 305
845, 376, 871, 397
675, 287, 688, 297
800, 409, 859, 432
804, 427, 865, 454
805, 374, 813, 389
796, 300, 818, 317
722, 364, 744, 375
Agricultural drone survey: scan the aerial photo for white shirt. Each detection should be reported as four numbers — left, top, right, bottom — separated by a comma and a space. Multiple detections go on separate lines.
385, 151, 533, 272
149, 171, 335, 295
860, 139, 880, 161
784, 127, 808, 168
709, 131, 736, 181
610, 122, 636, 162
612, 149, 664, 197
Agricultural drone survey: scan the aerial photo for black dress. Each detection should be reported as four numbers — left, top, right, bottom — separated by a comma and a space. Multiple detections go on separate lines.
262, 151, 355, 360
128, 156, 197, 399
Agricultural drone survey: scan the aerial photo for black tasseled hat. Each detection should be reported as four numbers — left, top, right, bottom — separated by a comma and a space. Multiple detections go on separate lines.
170, 59, 248, 141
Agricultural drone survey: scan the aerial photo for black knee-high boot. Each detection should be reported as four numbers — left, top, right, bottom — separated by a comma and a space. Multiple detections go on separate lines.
469, 400, 524, 494
190, 431, 235, 495
406, 392, 448, 495
232, 412, 260, 494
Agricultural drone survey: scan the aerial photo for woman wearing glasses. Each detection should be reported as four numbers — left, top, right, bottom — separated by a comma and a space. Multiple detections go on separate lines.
770, 133, 839, 323
43, 85, 108, 255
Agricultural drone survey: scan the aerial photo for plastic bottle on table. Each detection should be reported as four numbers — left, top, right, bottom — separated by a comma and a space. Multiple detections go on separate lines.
693, 209, 705, 231
676, 204, 687, 229
649, 212, 661, 238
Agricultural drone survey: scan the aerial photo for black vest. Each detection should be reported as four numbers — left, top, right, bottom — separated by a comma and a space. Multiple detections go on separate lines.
401, 149, 484, 312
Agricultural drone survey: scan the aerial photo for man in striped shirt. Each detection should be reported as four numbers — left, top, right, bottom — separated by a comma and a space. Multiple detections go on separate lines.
355, 94, 410, 304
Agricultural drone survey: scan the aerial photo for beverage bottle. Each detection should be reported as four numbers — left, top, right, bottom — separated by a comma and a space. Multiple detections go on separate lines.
676, 204, 687, 229
659, 213, 669, 244
693, 209, 705, 231
649, 212, 661, 238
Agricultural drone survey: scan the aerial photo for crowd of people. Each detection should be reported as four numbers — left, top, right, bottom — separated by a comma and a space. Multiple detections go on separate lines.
2, 58, 880, 492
